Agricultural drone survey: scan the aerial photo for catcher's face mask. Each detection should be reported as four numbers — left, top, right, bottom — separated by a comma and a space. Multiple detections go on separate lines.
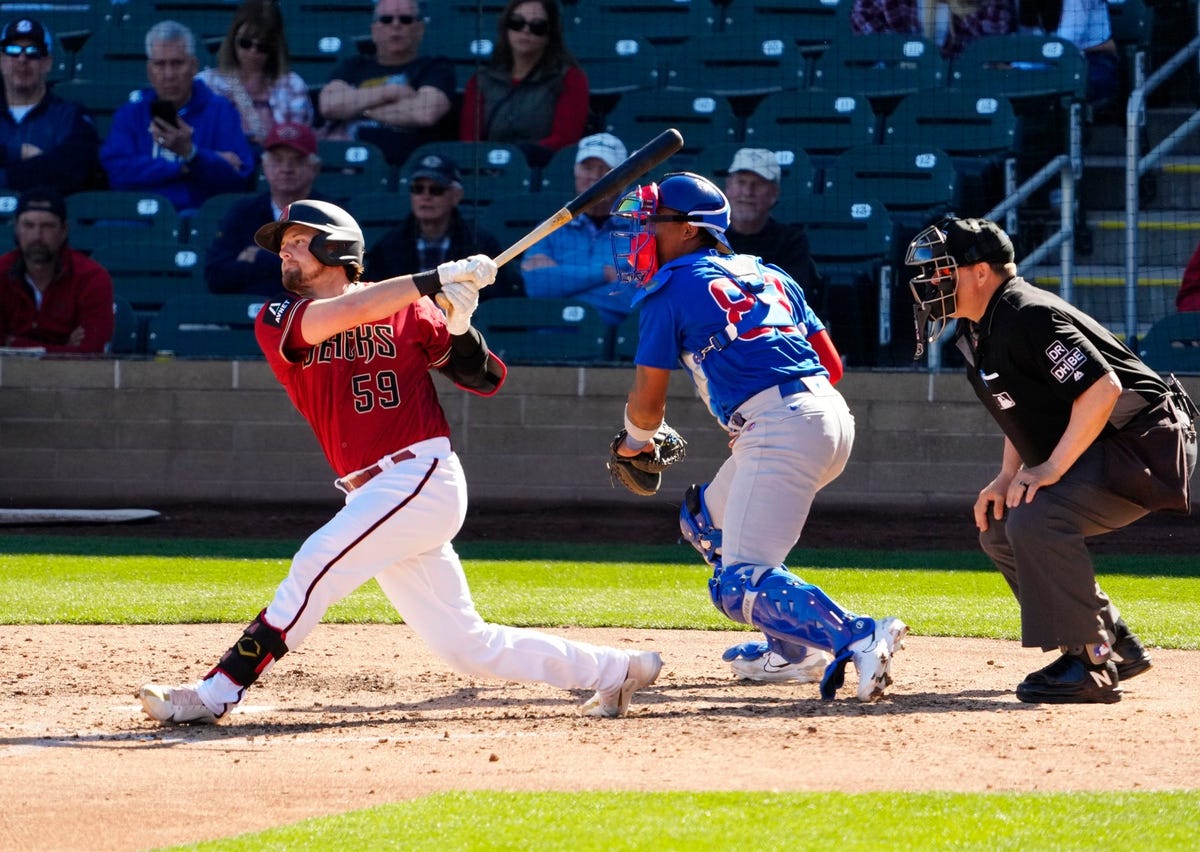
906, 223, 961, 359
611, 183, 662, 287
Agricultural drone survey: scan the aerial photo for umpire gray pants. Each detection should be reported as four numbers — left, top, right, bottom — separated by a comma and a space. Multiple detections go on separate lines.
978, 443, 1149, 650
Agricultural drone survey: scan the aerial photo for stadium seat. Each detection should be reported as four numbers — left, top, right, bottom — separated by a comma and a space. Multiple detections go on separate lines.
659, 34, 806, 120
790, 192, 894, 368
67, 190, 180, 253
719, 0, 853, 63
344, 191, 405, 251
883, 90, 1017, 217
90, 239, 206, 339
405, 141, 535, 208
283, 16, 358, 89
50, 78, 141, 138
1107, 0, 1154, 94
147, 293, 266, 359
1138, 313, 1200, 374
473, 194, 547, 257
71, 22, 172, 86
692, 141, 815, 195
568, 35, 663, 97
471, 298, 610, 364
110, 295, 142, 355
566, 1, 715, 47
314, 139, 394, 200
744, 91, 878, 176
810, 35, 945, 118
0, 190, 18, 230
603, 90, 740, 161
183, 191, 250, 247
418, 11, 496, 90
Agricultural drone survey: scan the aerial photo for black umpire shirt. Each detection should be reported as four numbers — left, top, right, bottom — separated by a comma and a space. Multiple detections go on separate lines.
954, 276, 1168, 467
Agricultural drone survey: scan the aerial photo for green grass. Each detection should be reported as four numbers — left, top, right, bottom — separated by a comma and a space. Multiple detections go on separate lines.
2, 537, 1198, 648
4, 534, 1198, 850
170, 790, 1200, 851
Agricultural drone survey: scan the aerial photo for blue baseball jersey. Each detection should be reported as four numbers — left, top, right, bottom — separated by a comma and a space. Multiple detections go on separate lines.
633, 249, 828, 425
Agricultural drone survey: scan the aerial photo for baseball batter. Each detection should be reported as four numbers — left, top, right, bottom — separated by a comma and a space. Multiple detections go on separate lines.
608, 172, 906, 701
139, 200, 661, 724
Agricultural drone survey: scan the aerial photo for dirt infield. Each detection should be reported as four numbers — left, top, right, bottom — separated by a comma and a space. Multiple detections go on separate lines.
1, 503, 1197, 851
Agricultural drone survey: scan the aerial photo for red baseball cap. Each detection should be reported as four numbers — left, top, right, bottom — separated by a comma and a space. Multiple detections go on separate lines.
263, 122, 317, 156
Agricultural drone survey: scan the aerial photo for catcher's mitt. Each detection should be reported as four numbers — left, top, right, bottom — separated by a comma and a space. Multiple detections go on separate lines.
607, 424, 687, 497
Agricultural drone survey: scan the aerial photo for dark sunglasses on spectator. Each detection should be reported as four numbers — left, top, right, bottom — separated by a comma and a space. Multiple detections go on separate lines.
236, 37, 271, 53
375, 14, 419, 26
506, 15, 549, 36
409, 183, 447, 196
3, 44, 46, 58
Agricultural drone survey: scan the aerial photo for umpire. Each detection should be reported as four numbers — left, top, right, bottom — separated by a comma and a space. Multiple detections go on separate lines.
906, 216, 1198, 704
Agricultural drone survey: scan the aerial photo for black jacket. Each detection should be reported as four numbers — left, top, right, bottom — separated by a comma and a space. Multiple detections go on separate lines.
0, 87, 100, 195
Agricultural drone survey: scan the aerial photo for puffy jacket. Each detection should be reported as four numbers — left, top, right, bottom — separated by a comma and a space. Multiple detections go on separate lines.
0, 88, 100, 195
100, 79, 255, 213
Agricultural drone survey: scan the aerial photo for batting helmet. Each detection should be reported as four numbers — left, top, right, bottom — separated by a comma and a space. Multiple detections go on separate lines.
254, 199, 365, 270
610, 172, 733, 286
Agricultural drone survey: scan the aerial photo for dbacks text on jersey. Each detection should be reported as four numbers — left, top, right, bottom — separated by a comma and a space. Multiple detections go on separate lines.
302, 324, 398, 367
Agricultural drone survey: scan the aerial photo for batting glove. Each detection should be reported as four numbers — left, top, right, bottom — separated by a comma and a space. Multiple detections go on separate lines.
437, 255, 497, 290
441, 281, 479, 336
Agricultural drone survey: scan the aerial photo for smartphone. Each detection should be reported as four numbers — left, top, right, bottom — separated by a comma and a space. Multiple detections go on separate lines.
150, 100, 179, 127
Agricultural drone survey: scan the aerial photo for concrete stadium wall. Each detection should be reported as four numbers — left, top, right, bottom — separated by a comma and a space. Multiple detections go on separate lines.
2, 357, 1194, 512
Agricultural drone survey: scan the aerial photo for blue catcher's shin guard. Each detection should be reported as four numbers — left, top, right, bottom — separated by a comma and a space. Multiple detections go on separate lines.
679, 483, 722, 568
708, 563, 877, 699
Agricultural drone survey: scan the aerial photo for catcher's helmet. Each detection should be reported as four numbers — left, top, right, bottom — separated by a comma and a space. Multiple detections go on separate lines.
254, 199, 365, 269
906, 215, 1013, 321
610, 172, 733, 286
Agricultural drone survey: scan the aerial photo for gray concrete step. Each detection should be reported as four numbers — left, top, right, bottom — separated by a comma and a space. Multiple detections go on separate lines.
1081, 156, 1200, 210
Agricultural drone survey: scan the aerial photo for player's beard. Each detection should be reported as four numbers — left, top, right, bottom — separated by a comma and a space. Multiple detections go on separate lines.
281, 265, 314, 298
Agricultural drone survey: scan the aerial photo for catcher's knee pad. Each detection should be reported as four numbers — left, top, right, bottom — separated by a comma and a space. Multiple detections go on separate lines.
679, 483, 722, 568
210, 609, 288, 688
709, 563, 875, 656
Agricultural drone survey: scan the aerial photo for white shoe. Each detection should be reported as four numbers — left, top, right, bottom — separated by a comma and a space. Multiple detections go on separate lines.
581, 651, 662, 718
139, 684, 219, 724
850, 617, 909, 702
731, 649, 833, 683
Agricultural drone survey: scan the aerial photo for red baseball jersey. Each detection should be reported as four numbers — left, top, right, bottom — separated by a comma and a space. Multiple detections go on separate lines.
257, 293, 454, 477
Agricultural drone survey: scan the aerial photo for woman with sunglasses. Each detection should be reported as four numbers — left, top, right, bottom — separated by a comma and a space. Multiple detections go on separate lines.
198, 0, 312, 149
458, 0, 587, 168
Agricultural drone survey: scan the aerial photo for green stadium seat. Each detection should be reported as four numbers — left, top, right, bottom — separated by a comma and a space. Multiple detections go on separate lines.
67, 190, 180, 253
1138, 313, 1200, 374
405, 142, 534, 208
110, 295, 142, 355
147, 293, 266, 358
472, 298, 610, 364
314, 139, 394, 200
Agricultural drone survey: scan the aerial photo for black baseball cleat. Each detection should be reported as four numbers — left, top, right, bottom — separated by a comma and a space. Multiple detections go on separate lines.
1016, 652, 1122, 704
1111, 621, 1152, 681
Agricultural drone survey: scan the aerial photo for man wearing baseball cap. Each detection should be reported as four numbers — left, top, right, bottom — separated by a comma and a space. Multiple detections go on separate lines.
206, 121, 330, 297
907, 215, 1198, 704
723, 148, 820, 303
0, 186, 114, 353
521, 132, 636, 325
367, 152, 523, 299
0, 17, 101, 195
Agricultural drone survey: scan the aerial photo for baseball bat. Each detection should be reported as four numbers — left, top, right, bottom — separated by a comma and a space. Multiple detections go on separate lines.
435, 128, 684, 312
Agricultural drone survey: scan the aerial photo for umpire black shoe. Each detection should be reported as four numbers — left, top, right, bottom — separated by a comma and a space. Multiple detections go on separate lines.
1111, 621, 1153, 681
1016, 652, 1122, 704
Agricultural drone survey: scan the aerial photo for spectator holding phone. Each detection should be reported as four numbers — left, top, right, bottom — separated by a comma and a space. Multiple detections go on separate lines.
100, 20, 255, 214
0, 17, 100, 195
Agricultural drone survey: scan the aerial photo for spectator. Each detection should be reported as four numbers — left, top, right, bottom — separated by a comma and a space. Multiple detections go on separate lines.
521, 132, 633, 325
1020, 0, 1120, 112
317, 0, 454, 168
1177, 237, 1200, 312
100, 20, 256, 215
197, 0, 312, 150
850, 0, 1016, 61
0, 17, 100, 195
206, 122, 329, 297
0, 187, 114, 354
723, 148, 821, 301
367, 152, 523, 299
459, 0, 587, 168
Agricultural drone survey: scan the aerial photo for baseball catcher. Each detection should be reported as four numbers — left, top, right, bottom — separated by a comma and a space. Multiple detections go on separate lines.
608, 422, 687, 496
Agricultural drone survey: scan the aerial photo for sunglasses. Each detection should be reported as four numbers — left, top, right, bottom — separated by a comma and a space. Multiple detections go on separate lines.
409, 183, 447, 196
374, 14, 419, 26
236, 37, 271, 54
506, 14, 549, 36
2, 44, 46, 58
